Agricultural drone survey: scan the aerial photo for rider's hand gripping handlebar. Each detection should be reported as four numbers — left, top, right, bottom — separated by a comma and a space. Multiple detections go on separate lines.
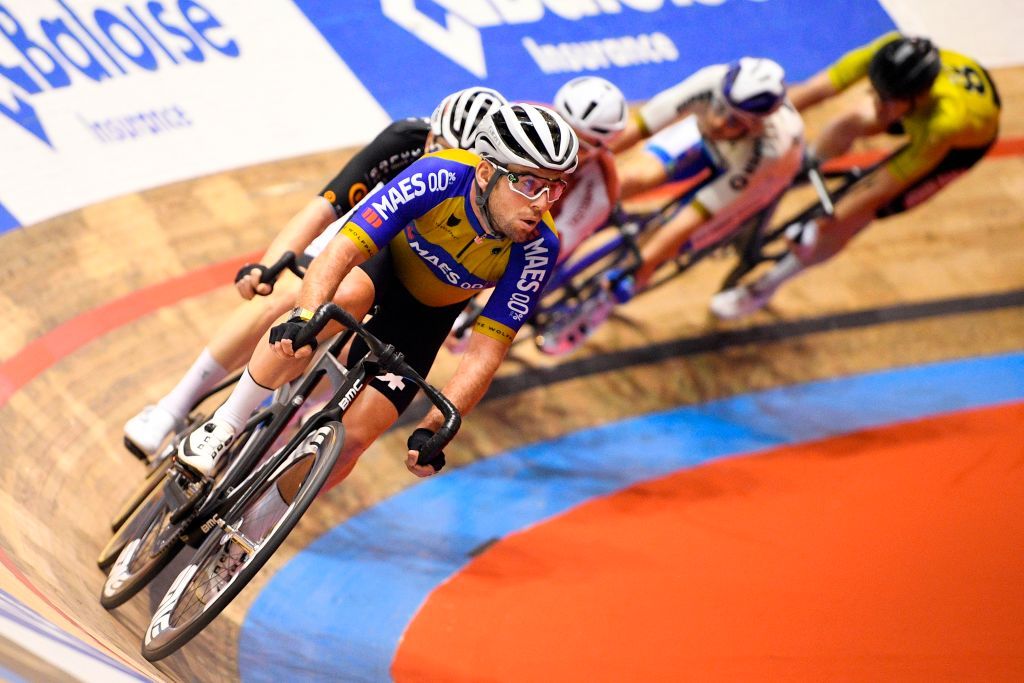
293, 303, 462, 466
235, 251, 308, 296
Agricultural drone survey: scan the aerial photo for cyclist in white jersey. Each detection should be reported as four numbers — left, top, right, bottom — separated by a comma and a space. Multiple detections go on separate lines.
608, 58, 805, 298
549, 76, 628, 261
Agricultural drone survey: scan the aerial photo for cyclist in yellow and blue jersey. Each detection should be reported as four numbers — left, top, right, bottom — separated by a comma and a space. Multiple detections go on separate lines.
177, 103, 579, 486
711, 32, 1001, 319
122, 87, 506, 458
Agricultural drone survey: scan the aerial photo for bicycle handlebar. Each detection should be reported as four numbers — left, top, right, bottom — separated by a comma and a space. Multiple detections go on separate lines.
259, 251, 307, 285
293, 303, 462, 462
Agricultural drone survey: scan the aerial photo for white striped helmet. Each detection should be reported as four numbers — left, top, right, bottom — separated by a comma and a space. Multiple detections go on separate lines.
554, 76, 628, 143
473, 103, 579, 173
430, 86, 507, 149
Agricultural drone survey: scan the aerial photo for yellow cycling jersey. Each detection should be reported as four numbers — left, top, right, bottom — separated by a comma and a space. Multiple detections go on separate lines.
827, 31, 1000, 182
340, 148, 560, 345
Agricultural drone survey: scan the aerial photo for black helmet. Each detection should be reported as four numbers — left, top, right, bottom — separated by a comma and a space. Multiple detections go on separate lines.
868, 36, 941, 101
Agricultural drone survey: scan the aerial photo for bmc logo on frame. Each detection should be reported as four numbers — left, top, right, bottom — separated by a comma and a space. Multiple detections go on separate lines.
380, 0, 768, 77
0, 1, 240, 147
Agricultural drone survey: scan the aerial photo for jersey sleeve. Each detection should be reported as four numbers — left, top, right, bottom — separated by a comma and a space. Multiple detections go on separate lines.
639, 65, 723, 135
827, 31, 902, 91
475, 217, 560, 345
338, 154, 470, 259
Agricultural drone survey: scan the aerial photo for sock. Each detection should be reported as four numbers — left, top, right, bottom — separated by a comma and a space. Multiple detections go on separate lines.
157, 348, 229, 420
752, 252, 804, 295
212, 368, 273, 434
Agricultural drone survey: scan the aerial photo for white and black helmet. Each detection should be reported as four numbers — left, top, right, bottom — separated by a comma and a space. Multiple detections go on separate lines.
430, 86, 507, 149
474, 103, 579, 173
554, 76, 628, 143
719, 57, 787, 118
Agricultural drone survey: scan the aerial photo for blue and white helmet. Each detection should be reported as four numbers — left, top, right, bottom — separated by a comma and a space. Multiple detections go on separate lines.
720, 57, 787, 118
430, 86, 507, 149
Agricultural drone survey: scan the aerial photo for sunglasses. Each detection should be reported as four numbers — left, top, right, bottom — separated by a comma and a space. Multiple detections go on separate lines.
493, 163, 568, 202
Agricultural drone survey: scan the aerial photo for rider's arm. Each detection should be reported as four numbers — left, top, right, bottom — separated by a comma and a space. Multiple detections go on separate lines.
417, 331, 508, 433
788, 70, 840, 111
294, 231, 366, 311
596, 149, 622, 204
611, 66, 722, 151
789, 31, 904, 111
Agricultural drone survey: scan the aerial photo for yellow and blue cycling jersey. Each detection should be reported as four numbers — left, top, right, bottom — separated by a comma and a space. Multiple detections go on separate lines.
340, 148, 560, 345
828, 31, 1000, 183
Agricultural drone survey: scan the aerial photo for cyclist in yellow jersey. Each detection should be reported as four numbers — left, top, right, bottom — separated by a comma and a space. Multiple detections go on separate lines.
177, 103, 579, 485
710, 32, 1001, 319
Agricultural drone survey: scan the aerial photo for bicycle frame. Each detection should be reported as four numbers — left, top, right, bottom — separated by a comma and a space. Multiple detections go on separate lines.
160, 332, 366, 546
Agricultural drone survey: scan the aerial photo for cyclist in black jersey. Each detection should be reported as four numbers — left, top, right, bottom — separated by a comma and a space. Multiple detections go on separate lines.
178, 103, 580, 486
124, 87, 506, 457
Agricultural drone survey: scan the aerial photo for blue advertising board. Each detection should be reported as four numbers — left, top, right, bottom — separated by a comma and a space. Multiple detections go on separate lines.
293, 0, 896, 118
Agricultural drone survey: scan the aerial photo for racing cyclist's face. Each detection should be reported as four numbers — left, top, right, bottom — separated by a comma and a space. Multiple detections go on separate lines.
871, 91, 912, 125
705, 100, 762, 141
477, 162, 568, 243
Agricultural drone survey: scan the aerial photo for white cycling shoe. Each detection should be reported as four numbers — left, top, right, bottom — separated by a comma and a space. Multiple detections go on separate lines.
710, 283, 775, 320
124, 404, 184, 456
177, 418, 235, 477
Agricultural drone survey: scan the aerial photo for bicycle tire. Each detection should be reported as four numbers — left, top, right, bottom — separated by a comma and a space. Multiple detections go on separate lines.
100, 483, 184, 610
98, 457, 175, 569
141, 422, 344, 661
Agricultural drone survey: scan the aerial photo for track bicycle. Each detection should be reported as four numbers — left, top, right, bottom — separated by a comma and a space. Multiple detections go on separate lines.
98, 251, 308, 567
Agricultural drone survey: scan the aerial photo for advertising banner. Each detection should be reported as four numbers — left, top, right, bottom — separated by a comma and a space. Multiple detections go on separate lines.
296, 0, 896, 120
0, 0, 390, 231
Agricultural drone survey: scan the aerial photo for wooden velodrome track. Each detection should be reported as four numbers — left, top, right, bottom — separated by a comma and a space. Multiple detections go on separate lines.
1, 70, 1022, 681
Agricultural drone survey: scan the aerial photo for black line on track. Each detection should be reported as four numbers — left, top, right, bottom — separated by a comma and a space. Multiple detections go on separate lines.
396, 288, 1024, 426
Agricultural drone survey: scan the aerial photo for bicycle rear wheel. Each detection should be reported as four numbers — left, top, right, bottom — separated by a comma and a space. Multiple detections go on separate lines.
107, 451, 175, 534
100, 483, 184, 609
98, 456, 175, 569
141, 422, 344, 662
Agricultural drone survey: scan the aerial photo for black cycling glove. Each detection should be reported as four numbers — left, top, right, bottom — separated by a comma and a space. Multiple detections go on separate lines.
408, 428, 446, 472
235, 263, 274, 295
269, 316, 317, 353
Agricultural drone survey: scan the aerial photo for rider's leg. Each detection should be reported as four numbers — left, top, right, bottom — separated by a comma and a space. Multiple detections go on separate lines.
633, 203, 706, 288
321, 390, 399, 493
124, 274, 304, 454
215, 267, 378, 433
616, 147, 670, 199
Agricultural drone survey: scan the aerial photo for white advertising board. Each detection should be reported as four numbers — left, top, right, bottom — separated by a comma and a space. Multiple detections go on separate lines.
0, 1, 390, 228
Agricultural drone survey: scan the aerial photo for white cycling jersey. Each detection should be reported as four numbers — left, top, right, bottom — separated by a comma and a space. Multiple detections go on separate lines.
551, 151, 617, 262
639, 64, 805, 247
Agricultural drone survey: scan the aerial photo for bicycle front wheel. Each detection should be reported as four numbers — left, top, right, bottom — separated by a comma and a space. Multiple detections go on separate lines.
141, 422, 344, 662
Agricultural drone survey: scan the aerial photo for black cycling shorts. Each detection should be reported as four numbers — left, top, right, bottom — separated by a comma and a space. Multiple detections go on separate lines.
345, 245, 468, 414
877, 138, 995, 218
